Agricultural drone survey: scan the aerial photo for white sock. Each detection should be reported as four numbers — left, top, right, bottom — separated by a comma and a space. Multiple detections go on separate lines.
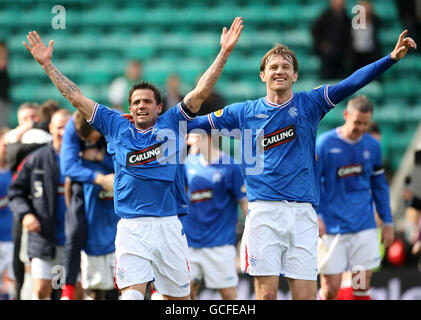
317, 288, 327, 300
31, 292, 50, 300
121, 289, 144, 300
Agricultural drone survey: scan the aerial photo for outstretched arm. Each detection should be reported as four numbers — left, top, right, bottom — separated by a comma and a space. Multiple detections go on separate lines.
183, 17, 243, 114
23, 31, 96, 120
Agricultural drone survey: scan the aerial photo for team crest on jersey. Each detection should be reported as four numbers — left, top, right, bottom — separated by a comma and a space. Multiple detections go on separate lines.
363, 149, 371, 159
213, 109, 224, 117
190, 189, 213, 203
249, 255, 258, 267
288, 106, 298, 118
337, 164, 363, 178
212, 171, 222, 183
126, 143, 162, 167
260, 124, 296, 150
117, 267, 126, 281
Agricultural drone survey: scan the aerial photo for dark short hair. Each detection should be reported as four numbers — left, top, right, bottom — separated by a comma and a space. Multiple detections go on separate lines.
260, 44, 299, 73
73, 110, 95, 140
128, 81, 162, 106
368, 121, 380, 135
39, 100, 60, 123
346, 95, 374, 114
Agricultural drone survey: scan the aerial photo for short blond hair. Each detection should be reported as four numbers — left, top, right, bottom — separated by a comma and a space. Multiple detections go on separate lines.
346, 95, 374, 114
260, 44, 299, 73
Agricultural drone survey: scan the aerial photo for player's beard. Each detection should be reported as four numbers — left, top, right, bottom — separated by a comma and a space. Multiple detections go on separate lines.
134, 113, 157, 130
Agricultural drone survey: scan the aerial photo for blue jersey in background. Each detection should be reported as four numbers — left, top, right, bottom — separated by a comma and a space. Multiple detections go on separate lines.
55, 153, 66, 246
81, 159, 119, 255
181, 152, 246, 248
316, 128, 392, 234
0, 168, 13, 242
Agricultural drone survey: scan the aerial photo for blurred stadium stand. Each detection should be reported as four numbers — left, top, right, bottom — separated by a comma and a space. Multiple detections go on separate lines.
0, 0, 420, 175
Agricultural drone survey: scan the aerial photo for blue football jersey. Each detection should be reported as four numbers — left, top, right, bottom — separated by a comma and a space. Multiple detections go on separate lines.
88, 102, 194, 218
181, 152, 246, 247
81, 159, 120, 255
0, 168, 13, 242
316, 128, 393, 234
189, 85, 334, 206
54, 154, 66, 246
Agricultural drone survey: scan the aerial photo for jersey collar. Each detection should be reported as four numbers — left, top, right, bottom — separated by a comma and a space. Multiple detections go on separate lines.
264, 94, 294, 109
336, 127, 364, 144
134, 125, 154, 134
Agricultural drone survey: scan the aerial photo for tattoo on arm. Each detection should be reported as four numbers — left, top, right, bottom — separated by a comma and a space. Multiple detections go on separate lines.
197, 52, 228, 93
43, 62, 82, 101
42, 62, 93, 118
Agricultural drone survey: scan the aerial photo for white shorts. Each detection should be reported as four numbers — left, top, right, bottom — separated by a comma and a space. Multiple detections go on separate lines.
0, 241, 15, 281
115, 216, 190, 297
19, 228, 30, 265
318, 228, 381, 275
31, 246, 64, 280
81, 251, 115, 291
188, 244, 239, 289
240, 200, 319, 281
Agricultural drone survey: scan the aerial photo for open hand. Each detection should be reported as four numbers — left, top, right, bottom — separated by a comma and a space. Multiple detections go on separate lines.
390, 30, 417, 60
95, 173, 114, 193
22, 213, 41, 233
220, 17, 244, 54
23, 31, 54, 66
381, 225, 395, 248
121, 113, 134, 123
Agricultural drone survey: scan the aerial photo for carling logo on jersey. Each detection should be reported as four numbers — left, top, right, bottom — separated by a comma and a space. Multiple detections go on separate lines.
57, 184, 65, 196
337, 164, 363, 178
261, 124, 296, 150
190, 189, 213, 203
126, 143, 163, 167
98, 190, 114, 200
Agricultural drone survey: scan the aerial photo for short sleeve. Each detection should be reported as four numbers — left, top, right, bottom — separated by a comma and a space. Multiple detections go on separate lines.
305, 85, 336, 121
208, 102, 243, 132
87, 103, 129, 141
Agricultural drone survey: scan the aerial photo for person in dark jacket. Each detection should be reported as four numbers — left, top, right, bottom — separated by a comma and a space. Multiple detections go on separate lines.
7, 101, 57, 300
311, 0, 352, 79
8, 109, 72, 300
350, 1, 383, 72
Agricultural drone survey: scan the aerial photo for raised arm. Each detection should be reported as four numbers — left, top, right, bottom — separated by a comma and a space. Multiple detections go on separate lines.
183, 17, 244, 114
23, 31, 95, 119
